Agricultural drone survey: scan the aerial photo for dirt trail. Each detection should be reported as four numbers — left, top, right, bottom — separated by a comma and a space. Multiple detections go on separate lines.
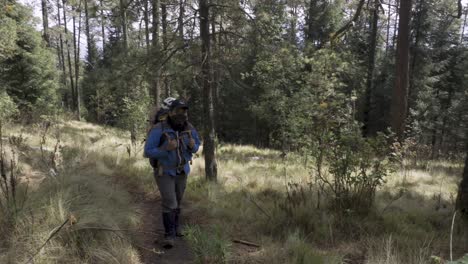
137, 196, 194, 264
116, 164, 195, 264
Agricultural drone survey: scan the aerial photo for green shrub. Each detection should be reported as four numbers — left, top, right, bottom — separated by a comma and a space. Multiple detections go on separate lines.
313, 126, 396, 214
0, 91, 18, 123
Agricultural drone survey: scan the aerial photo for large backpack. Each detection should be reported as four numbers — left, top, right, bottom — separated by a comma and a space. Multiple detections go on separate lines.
147, 122, 170, 169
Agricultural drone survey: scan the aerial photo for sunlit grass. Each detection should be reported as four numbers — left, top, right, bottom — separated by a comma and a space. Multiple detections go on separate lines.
188, 142, 465, 263
1, 120, 465, 263
0, 121, 146, 263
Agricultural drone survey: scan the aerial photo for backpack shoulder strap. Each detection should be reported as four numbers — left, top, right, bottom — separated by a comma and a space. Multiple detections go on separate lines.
158, 122, 172, 147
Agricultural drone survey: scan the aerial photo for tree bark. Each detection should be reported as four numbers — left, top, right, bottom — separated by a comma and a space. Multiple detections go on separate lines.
211, 5, 219, 127
408, 0, 423, 115
161, 1, 170, 97
41, 0, 50, 46
100, 0, 106, 53
56, 0, 68, 109
144, 0, 150, 53
430, 88, 440, 159
178, 0, 185, 39
200, 0, 217, 182
392, 0, 399, 49
363, 0, 379, 137
152, 0, 161, 108
306, 0, 314, 44
289, 4, 297, 45
84, 0, 96, 70
462, 5, 467, 43
390, 0, 411, 141
456, 137, 468, 215
120, 0, 128, 50
73, 1, 82, 120
385, 0, 392, 56
62, 0, 76, 113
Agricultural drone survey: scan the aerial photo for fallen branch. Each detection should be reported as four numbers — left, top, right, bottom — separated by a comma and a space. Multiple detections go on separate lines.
26, 218, 69, 264
232, 239, 260, 248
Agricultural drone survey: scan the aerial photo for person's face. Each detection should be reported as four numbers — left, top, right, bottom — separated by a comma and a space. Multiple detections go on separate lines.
158, 113, 168, 121
170, 107, 188, 117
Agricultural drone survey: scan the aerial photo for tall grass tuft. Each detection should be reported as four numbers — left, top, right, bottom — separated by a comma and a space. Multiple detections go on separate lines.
0, 120, 144, 263
185, 224, 231, 264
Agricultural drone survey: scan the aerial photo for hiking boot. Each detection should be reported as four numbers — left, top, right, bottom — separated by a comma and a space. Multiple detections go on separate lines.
162, 236, 175, 249
174, 208, 184, 237
162, 212, 176, 249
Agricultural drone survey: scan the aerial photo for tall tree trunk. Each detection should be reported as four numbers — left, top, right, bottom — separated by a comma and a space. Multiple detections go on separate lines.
152, 0, 161, 107
430, 89, 440, 159
289, 5, 297, 45
408, 0, 424, 119
200, 0, 217, 182
56, 0, 68, 108
390, 0, 411, 141
462, 5, 467, 43
178, 0, 185, 39
306, 0, 315, 45
456, 136, 468, 215
211, 6, 219, 127
430, 126, 438, 159
439, 80, 455, 154
161, 2, 168, 49
363, 0, 379, 137
385, 0, 392, 56
161, 1, 170, 97
120, 0, 128, 50
144, 0, 150, 53
73, 1, 82, 120
84, 0, 96, 70
392, 0, 399, 49
62, 0, 76, 113
41, 0, 50, 45
100, 0, 106, 53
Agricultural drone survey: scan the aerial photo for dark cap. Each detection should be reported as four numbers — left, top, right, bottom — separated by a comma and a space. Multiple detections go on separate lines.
170, 99, 189, 110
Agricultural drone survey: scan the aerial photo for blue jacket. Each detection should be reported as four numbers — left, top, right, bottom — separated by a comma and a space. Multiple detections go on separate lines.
144, 121, 201, 176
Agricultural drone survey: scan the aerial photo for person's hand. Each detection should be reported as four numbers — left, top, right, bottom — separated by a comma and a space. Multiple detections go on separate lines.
188, 138, 195, 149
166, 139, 178, 151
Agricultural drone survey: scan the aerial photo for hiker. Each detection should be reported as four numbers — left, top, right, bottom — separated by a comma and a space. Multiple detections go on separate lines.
149, 97, 175, 125
144, 98, 201, 249
146, 97, 175, 168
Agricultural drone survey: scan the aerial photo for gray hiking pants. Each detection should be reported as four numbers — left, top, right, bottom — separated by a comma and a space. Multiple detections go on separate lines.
154, 172, 187, 213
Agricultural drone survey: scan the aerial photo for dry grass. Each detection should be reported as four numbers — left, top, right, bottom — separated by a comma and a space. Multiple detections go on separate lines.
186, 143, 466, 263
0, 120, 146, 263
1, 120, 466, 263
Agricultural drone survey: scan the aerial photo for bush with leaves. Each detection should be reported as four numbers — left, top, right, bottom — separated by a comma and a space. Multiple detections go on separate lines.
251, 47, 362, 150
323, 127, 396, 213
0, 92, 18, 125
0, 2, 59, 121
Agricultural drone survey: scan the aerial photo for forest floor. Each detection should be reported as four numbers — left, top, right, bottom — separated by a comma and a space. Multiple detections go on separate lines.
1, 119, 466, 264
125, 174, 195, 264
136, 195, 194, 264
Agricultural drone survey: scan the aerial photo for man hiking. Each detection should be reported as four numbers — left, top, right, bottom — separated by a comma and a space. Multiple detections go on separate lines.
144, 98, 201, 249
